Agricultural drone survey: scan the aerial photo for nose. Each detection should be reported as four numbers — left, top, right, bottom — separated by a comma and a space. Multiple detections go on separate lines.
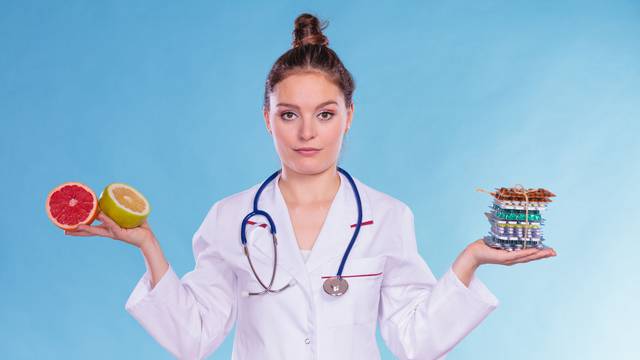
298, 116, 317, 141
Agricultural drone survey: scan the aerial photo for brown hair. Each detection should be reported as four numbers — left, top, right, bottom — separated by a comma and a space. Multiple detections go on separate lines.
263, 13, 356, 111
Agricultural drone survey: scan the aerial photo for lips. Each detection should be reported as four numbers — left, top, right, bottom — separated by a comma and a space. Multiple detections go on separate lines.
294, 147, 321, 156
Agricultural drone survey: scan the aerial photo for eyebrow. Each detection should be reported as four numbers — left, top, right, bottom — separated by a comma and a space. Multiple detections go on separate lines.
275, 100, 338, 109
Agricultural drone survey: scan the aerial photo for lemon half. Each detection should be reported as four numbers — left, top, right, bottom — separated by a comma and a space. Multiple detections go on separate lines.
98, 183, 150, 228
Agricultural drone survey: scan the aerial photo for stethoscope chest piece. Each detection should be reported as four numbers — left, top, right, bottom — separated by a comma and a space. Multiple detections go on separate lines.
323, 277, 349, 296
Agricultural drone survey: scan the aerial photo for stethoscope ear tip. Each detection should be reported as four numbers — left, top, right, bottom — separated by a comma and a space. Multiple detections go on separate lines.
241, 291, 250, 298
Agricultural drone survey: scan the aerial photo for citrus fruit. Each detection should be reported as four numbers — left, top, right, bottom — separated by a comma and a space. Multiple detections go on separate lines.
46, 182, 100, 231
98, 183, 150, 228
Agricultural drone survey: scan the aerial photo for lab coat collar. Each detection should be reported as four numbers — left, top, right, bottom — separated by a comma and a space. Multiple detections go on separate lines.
248, 169, 372, 299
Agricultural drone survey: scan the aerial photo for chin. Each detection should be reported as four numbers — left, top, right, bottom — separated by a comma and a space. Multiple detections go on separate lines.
285, 159, 335, 176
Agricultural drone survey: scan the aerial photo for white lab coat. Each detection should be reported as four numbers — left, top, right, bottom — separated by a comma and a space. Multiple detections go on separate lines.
125, 171, 499, 360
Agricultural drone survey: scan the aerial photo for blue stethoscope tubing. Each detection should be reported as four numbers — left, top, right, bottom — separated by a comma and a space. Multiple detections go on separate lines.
240, 166, 363, 296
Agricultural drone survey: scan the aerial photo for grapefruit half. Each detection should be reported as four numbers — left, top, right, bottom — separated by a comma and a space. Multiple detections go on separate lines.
46, 182, 100, 230
98, 183, 150, 229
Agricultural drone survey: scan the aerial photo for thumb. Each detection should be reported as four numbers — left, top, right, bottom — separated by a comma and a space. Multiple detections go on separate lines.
98, 212, 123, 232
140, 218, 151, 229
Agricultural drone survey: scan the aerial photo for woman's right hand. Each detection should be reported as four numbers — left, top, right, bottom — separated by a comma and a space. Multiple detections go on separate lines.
65, 210, 156, 249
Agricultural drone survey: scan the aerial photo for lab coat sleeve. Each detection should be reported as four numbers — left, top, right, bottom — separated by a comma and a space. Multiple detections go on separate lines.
124, 201, 237, 360
378, 204, 499, 360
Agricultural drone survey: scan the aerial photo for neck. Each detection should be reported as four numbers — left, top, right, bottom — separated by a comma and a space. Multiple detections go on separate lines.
278, 165, 341, 205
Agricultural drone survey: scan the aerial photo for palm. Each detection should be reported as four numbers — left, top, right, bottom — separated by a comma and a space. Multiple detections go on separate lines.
469, 239, 556, 266
64, 211, 156, 248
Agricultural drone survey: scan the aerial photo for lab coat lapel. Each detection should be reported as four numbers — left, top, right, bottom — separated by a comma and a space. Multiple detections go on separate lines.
247, 172, 312, 298
305, 171, 373, 274
246, 171, 372, 294
300, 171, 348, 275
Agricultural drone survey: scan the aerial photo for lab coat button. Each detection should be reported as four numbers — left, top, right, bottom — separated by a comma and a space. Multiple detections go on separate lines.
304, 338, 311, 344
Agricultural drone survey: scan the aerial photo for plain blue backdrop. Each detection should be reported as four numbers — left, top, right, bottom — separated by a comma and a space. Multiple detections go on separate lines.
1, 0, 638, 359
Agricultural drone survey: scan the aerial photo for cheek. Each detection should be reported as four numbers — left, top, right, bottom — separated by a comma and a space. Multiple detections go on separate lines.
323, 123, 345, 147
270, 120, 284, 138
272, 126, 295, 151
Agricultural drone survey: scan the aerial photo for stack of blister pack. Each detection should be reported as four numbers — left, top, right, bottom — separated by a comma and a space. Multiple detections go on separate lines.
482, 186, 555, 251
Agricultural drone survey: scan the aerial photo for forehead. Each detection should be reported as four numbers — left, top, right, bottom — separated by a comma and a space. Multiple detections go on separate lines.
271, 71, 343, 107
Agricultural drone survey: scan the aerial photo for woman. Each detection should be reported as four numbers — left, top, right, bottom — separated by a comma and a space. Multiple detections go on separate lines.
66, 13, 556, 360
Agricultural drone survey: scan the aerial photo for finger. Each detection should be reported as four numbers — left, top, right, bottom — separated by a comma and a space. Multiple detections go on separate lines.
512, 249, 556, 264
98, 212, 120, 227
93, 223, 111, 231
97, 212, 123, 233
64, 229, 97, 237
475, 239, 539, 260
76, 224, 113, 238
65, 227, 109, 237
499, 247, 541, 262
497, 250, 543, 266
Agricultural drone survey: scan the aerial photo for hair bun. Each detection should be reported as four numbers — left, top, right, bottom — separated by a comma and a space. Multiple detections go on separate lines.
292, 13, 329, 48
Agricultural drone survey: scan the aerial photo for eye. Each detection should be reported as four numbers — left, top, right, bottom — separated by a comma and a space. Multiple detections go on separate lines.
280, 111, 297, 121
317, 111, 334, 121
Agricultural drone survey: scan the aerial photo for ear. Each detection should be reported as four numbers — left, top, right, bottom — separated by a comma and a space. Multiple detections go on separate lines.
263, 107, 272, 135
345, 102, 354, 133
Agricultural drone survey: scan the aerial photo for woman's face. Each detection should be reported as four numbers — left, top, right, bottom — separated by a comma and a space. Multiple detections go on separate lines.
264, 71, 354, 175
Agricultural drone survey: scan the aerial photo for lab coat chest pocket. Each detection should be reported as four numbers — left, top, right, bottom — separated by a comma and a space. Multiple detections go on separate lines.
317, 256, 386, 327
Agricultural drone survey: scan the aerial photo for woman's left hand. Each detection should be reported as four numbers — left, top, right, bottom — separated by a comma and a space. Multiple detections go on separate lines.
467, 238, 557, 267
452, 239, 557, 287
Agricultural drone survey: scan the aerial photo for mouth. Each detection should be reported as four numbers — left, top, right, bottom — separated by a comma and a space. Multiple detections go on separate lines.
294, 147, 321, 156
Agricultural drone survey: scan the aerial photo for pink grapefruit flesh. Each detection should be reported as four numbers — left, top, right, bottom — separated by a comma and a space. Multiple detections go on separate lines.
46, 182, 99, 231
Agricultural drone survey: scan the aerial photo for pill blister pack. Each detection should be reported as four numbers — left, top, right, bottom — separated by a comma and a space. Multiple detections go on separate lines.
479, 186, 555, 251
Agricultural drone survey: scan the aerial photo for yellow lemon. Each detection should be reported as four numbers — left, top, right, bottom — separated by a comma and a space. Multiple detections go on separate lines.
98, 183, 150, 228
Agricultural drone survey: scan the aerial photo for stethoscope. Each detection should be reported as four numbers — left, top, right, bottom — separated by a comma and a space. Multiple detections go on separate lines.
240, 166, 363, 297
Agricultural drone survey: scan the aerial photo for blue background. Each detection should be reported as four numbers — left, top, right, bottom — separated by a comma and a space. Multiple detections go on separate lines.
2, 1, 638, 359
